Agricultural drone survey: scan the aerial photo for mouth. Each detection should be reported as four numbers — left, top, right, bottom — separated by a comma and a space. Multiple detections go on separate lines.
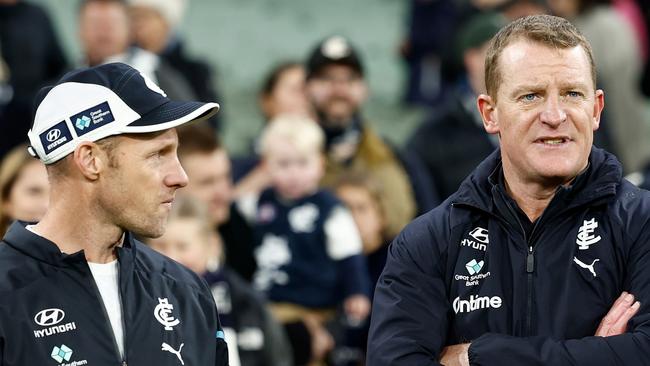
535, 136, 571, 146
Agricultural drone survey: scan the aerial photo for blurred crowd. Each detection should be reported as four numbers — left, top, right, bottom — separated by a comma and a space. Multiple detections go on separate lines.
1, 0, 649, 365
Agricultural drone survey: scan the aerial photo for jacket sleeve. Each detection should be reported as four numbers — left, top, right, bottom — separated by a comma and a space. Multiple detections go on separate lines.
215, 330, 229, 366
204, 279, 229, 366
468, 205, 650, 366
367, 214, 449, 365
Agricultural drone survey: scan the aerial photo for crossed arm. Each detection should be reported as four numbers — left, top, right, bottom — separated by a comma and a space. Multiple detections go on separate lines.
439, 292, 642, 365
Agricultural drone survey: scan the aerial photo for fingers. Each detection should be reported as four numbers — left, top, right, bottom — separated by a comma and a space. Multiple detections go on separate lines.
344, 295, 371, 323
608, 300, 641, 335
595, 291, 641, 337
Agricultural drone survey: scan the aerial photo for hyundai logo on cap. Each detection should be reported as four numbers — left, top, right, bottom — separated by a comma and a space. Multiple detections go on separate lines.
39, 121, 73, 155
46, 129, 61, 142
34, 308, 65, 327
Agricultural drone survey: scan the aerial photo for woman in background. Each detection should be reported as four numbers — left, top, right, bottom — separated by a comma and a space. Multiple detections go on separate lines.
0, 143, 49, 235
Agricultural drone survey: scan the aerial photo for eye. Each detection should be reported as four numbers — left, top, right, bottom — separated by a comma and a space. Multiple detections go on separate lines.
521, 93, 537, 102
567, 91, 583, 98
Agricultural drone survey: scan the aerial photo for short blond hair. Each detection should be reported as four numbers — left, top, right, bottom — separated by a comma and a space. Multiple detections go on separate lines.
259, 114, 324, 157
485, 14, 596, 99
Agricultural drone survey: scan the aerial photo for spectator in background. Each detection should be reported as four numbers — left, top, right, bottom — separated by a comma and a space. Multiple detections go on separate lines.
0, 143, 49, 235
0, 0, 67, 157
548, 0, 650, 172
259, 62, 312, 122
407, 13, 504, 200
233, 61, 312, 198
78, 0, 195, 101
177, 122, 258, 282
237, 116, 371, 366
333, 172, 390, 365
305, 36, 417, 237
400, 0, 460, 107
147, 196, 293, 366
129, 0, 223, 130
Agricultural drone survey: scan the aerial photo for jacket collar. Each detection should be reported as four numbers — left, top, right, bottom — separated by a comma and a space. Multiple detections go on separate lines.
2, 221, 136, 268
452, 146, 622, 214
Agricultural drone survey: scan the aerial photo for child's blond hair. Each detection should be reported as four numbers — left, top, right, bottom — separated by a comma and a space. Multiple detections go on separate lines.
259, 115, 324, 157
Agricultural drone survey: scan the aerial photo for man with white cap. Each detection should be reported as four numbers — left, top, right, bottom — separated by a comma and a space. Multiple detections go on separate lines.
0, 62, 228, 365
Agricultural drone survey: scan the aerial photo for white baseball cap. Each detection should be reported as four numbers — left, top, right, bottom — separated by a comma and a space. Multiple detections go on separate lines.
28, 62, 219, 165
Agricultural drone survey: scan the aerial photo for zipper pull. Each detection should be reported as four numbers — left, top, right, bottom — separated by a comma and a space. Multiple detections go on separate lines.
526, 246, 535, 273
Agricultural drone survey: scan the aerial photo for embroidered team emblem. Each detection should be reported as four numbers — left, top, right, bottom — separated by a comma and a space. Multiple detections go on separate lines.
288, 204, 319, 233
576, 218, 601, 250
154, 298, 180, 331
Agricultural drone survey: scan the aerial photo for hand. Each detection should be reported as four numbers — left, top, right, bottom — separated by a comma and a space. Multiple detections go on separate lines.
595, 291, 641, 336
302, 315, 334, 363
343, 294, 371, 325
440, 343, 470, 366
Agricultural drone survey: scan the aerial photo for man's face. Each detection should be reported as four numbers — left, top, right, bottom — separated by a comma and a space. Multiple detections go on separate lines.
480, 40, 604, 186
79, 1, 130, 66
180, 150, 232, 227
306, 64, 367, 128
97, 129, 188, 238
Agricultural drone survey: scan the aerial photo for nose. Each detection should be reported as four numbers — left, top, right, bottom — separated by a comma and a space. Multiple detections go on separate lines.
540, 95, 567, 127
166, 158, 189, 189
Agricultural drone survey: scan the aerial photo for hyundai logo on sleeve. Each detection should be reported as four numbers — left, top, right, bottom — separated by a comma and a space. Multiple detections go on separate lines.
34, 308, 65, 327
39, 121, 73, 154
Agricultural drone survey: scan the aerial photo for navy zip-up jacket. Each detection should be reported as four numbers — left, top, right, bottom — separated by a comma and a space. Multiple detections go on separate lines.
0, 222, 229, 366
368, 147, 650, 365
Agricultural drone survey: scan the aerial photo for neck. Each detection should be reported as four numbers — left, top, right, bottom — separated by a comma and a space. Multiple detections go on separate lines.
502, 175, 556, 223
31, 194, 122, 263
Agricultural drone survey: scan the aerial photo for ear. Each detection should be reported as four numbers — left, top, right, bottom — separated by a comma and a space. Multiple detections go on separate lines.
592, 89, 604, 131
71, 142, 107, 181
478, 94, 499, 135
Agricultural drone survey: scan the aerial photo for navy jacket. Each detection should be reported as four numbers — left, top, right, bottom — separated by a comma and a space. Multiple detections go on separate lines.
368, 147, 650, 365
0, 222, 229, 366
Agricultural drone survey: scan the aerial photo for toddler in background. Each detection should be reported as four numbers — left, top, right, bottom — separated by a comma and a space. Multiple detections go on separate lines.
238, 115, 371, 365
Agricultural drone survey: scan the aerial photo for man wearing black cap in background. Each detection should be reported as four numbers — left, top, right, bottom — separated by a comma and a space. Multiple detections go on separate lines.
0, 62, 228, 365
305, 36, 417, 238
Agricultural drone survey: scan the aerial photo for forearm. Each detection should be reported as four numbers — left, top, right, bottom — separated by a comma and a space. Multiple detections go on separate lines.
468, 332, 650, 366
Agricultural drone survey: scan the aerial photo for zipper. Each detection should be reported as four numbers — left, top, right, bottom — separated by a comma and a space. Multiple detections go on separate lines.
87, 261, 127, 365
117, 253, 128, 366
526, 245, 535, 334
497, 189, 540, 336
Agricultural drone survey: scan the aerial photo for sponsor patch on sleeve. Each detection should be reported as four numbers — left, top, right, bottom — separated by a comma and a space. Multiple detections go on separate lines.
70, 101, 115, 136
39, 121, 73, 155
